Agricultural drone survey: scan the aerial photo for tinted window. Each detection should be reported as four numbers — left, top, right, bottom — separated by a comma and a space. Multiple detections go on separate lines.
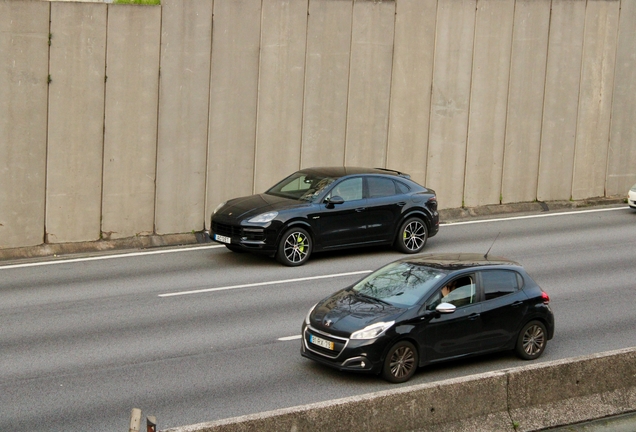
367, 177, 397, 198
395, 181, 410, 194
481, 270, 519, 300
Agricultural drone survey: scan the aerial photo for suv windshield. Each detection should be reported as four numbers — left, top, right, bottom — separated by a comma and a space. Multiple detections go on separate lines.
266, 172, 335, 202
352, 262, 447, 307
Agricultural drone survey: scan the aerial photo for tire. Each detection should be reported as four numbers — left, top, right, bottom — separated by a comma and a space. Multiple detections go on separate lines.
381, 340, 418, 383
395, 217, 428, 254
515, 320, 547, 360
276, 227, 312, 267
225, 245, 244, 253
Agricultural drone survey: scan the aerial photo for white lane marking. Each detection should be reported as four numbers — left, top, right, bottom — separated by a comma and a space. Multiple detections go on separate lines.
0, 245, 224, 270
1, 207, 625, 270
278, 335, 302, 341
158, 270, 372, 297
441, 206, 625, 226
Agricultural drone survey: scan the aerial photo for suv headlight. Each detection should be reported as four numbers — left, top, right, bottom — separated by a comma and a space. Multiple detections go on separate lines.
213, 202, 226, 214
248, 211, 278, 223
350, 321, 394, 340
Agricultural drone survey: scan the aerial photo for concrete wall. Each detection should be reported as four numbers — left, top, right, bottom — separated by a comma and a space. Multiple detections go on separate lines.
2, 0, 636, 249
163, 347, 636, 432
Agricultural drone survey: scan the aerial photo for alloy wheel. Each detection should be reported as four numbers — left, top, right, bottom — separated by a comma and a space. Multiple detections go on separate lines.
283, 231, 309, 264
522, 324, 545, 356
388, 345, 416, 379
403, 220, 426, 251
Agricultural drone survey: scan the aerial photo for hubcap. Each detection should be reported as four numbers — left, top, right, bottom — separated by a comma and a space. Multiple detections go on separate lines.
389, 346, 415, 378
284, 232, 309, 263
522, 325, 545, 356
403, 221, 426, 251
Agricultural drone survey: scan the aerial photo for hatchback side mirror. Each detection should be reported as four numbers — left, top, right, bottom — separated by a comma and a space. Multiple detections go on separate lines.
325, 196, 345, 208
436, 302, 456, 314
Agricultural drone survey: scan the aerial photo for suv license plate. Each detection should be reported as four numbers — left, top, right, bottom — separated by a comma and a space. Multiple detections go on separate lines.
214, 234, 231, 244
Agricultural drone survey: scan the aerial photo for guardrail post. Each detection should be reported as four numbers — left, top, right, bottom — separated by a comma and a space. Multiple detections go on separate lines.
146, 415, 157, 432
129, 408, 141, 432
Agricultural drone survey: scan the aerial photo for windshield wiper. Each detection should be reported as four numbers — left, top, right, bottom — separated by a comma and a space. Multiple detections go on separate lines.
354, 291, 392, 306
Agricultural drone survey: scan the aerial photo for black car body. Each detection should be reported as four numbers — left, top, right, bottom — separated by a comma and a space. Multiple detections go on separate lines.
301, 253, 555, 383
210, 167, 439, 266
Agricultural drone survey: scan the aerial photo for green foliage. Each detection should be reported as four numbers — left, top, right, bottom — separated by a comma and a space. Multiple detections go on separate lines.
113, 0, 161, 5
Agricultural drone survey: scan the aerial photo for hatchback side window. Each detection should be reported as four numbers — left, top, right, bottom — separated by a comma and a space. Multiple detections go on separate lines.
480, 270, 519, 300
329, 178, 363, 202
426, 275, 476, 310
367, 177, 397, 198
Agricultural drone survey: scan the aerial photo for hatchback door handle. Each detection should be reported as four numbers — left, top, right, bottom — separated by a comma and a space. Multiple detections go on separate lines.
355, 207, 366, 212
511, 301, 524, 308
396, 202, 406, 207
468, 313, 480, 320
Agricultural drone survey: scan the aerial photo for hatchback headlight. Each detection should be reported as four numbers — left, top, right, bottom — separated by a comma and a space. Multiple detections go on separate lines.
248, 211, 278, 223
305, 304, 317, 325
350, 321, 395, 340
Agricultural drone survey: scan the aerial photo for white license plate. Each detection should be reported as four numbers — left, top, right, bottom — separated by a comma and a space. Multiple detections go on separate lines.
214, 234, 231, 244
310, 334, 334, 350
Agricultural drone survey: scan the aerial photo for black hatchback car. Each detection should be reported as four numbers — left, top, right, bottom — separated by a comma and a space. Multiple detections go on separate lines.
301, 253, 555, 383
210, 167, 439, 266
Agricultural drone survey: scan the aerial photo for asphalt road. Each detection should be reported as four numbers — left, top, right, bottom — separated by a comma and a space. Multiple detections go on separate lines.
1, 206, 635, 431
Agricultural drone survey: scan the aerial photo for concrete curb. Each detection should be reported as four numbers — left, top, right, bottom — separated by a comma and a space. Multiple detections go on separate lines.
162, 347, 636, 432
0, 197, 627, 261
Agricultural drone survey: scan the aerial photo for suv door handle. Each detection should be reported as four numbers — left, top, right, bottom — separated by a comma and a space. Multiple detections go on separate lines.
355, 207, 366, 212
396, 202, 406, 207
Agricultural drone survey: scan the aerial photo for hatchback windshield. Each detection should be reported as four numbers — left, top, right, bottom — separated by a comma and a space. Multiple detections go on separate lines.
352, 262, 447, 307
266, 172, 336, 202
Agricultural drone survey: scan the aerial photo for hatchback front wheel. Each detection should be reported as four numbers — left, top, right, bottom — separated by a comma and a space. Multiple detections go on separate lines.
381, 340, 418, 383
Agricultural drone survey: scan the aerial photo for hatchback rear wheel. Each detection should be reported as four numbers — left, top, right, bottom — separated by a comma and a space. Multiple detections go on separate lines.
515, 320, 547, 360
382, 340, 418, 383
276, 227, 312, 266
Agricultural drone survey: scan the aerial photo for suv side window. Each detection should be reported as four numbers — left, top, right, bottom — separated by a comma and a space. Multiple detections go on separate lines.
367, 177, 397, 198
480, 270, 520, 300
328, 177, 363, 202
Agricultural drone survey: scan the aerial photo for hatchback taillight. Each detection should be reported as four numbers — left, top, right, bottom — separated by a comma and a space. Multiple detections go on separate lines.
541, 291, 550, 304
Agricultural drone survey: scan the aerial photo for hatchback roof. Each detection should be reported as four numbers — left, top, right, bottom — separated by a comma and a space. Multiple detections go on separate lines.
403, 253, 520, 270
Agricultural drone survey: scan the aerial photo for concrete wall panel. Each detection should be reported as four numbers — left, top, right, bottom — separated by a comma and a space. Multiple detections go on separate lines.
537, 0, 586, 202
606, 0, 636, 195
206, 0, 262, 219
0, 1, 49, 248
344, 0, 395, 168
155, 0, 213, 234
464, 0, 514, 207
571, 0, 619, 200
102, 5, 161, 239
300, 0, 353, 168
46, 2, 106, 243
386, 0, 437, 186
426, 0, 476, 209
253, 0, 308, 191
501, 0, 550, 204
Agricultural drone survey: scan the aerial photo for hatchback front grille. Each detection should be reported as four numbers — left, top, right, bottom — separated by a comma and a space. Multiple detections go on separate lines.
304, 326, 349, 359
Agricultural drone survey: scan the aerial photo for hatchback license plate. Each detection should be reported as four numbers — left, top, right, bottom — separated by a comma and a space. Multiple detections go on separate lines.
214, 234, 231, 244
310, 334, 334, 350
